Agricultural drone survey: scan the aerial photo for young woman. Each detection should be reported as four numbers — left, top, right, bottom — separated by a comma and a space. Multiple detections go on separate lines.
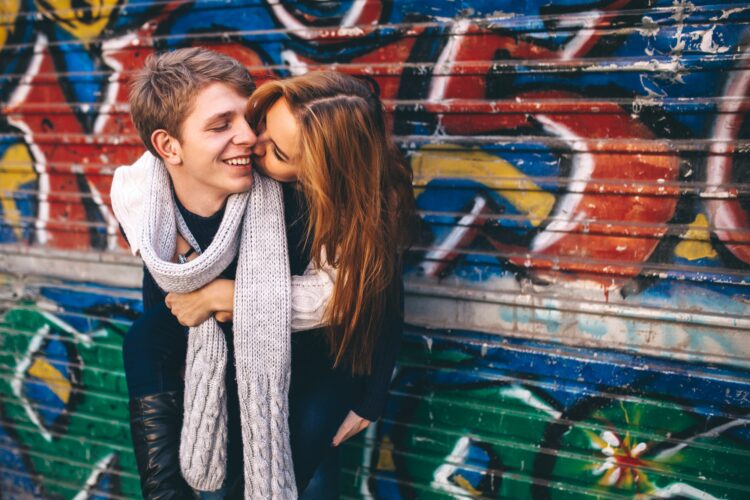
165, 71, 415, 497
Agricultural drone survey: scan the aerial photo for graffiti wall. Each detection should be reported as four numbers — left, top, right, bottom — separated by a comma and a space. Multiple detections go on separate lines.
0, 279, 142, 498
1, 0, 749, 498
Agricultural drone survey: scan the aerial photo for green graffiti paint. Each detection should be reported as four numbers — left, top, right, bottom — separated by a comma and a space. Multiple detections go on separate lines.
0, 306, 139, 498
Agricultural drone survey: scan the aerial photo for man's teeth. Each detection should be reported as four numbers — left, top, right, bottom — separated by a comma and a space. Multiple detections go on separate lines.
225, 157, 250, 166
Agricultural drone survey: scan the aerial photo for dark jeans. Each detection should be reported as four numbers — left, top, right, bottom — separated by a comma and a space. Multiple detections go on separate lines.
289, 330, 354, 497
123, 302, 353, 498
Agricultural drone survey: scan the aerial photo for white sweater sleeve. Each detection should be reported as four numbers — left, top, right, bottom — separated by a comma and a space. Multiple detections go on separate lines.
110, 151, 155, 256
110, 151, 334, 329
291, 259, 335, 332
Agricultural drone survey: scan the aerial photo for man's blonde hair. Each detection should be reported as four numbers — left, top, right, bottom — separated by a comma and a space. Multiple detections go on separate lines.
129, 47, 255, 156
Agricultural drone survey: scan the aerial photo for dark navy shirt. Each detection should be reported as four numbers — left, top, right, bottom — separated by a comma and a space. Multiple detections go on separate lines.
138, 183, 401, 421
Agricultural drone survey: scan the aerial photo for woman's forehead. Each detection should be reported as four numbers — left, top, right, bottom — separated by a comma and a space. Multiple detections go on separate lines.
266, 98, 300, 154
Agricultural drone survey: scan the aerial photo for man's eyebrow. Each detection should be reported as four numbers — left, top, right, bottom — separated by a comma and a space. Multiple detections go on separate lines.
268, 136, 290, 161
204, 110, 233, 124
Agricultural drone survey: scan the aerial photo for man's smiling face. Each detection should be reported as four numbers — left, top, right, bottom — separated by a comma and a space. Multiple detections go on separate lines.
172, 81, 256, 202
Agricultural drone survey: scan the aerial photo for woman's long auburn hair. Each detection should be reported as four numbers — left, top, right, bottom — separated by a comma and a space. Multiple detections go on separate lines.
247, 72, 415, 375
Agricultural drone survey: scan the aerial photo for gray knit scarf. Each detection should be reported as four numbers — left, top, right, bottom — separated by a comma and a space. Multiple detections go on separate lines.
139, 157, 296, 498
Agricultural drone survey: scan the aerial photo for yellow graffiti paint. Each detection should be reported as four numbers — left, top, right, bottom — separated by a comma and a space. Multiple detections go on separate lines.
376, 436, 396, 471
583, 428, 608, 451
674, 214, 718, 261
0, 143, 36, 240
451, 474, 482, 495
28, 357, 72, 404
620, 468, 634, 489
0, 0, 21, 51
35, 0, 120, 41
411, 144, 554, 226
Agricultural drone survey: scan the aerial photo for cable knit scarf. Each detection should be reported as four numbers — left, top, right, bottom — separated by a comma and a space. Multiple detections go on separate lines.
138, 156, 296, 498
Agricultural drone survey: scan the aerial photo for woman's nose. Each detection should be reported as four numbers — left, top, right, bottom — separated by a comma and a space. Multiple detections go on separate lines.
252, 132, 268, 157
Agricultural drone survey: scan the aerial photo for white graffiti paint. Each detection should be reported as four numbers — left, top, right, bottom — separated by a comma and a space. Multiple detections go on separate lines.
650, 482, 720, 500
10, 324, 53, 441
431, 436, 477, 497
266, 0, 376, 40
500, 385, 562, 419
530, 115, 593, 253
711, 6, 749, 21
698, 26, 729, 54
9, 309, 92, 439
281, 49, 309, 75
420, 195, 488, 277
558, 10, 602, 60
654, 414, 750, 461
7, 34, 50, 246
72, 452, 117, 500
704, 44, 750, 264
341, 0, 369, 28
427, 19, 471, 103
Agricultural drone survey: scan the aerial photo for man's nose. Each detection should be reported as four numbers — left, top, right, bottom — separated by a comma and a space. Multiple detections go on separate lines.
234, 119, 257, 147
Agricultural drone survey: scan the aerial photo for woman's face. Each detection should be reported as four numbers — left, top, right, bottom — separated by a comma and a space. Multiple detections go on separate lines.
251, 97, 300, 183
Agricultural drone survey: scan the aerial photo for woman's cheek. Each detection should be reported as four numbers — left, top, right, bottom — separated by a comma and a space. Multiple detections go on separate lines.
265, 160, 296, 182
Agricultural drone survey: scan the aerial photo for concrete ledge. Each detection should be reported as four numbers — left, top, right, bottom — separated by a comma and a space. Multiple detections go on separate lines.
0, 245, 142, 288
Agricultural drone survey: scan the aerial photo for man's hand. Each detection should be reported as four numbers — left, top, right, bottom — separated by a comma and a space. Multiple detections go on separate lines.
165, 289, 213, 327
165, 279, 235, 327
332, 410, 370, 447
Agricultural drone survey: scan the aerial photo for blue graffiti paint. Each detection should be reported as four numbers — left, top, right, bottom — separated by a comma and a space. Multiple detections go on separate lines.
399, 326, 750, 414
0, 422, 40, 496
46, 28, 107, 134
87, 455, 120, 500
22, 332, 81, 433
40, 284, 143, 332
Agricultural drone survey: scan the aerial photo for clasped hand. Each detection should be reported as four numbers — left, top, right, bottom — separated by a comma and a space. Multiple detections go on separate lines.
165, 235, 234, 326
166, 237, 367, 444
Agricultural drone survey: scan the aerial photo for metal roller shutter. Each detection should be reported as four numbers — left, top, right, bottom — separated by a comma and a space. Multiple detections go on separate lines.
0, 1, 748, 498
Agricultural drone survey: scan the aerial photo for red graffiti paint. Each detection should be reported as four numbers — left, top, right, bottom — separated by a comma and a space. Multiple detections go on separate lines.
505, 97, 680, 280
208, 43, 277, 86
0, 0, 698, 277
412, 23, 683, 282
6, 38, 136, 249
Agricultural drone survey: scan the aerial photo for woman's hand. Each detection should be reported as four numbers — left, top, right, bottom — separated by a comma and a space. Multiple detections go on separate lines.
214, 311, 233, 323
332, 410, 370, 447
165, 279, 235, 327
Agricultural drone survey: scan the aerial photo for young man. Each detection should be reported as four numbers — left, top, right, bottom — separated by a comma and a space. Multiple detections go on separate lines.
113, 48, 331, 499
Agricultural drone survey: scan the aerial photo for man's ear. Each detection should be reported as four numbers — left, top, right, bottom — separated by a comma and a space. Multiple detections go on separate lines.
151, 129, 182, 167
